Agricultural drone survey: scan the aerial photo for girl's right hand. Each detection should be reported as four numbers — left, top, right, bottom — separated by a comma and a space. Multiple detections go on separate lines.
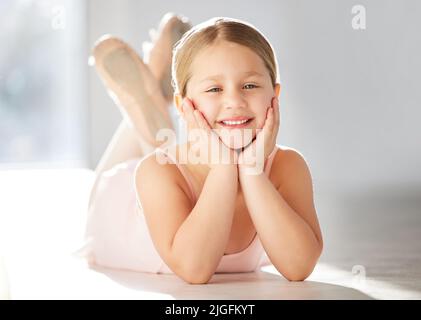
182, 98, 238, 169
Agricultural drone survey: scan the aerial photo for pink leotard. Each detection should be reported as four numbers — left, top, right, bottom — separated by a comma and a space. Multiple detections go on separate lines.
83, 146, 278, 274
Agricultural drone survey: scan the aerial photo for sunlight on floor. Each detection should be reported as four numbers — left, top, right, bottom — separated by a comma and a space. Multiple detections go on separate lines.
0, 168, 420, 299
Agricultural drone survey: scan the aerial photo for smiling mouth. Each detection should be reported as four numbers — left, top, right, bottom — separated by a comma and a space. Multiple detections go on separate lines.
217, 118, 253, 128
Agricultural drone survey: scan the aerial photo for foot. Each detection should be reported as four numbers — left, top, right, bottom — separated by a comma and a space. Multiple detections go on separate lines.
92, 35, 173, 147
142, 13, 192, 104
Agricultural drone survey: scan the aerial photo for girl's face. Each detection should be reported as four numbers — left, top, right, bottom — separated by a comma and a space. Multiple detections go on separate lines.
185, 40, 280, 149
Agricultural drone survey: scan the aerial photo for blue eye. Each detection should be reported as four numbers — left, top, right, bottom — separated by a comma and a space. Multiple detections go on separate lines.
207, 87, 221, 93
244, 84, 258, 89
206, 84, 258, 93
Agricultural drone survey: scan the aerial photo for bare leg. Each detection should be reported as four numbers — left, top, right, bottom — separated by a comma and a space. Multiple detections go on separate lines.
143, 13, 192, 104
87, 120, 155, 210
87, 14, 191, 211
91, 13, 191, 176
87, 38, 167, 211
92, 36, 173, 147
93, 120, 154, 176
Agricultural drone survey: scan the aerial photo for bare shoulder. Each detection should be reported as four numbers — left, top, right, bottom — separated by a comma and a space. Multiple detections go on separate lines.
270, 145, 323, 245
134, 150, 193, 204
270, 145, 311, 189
134, 151, 174, 184
134, 150, 194, 267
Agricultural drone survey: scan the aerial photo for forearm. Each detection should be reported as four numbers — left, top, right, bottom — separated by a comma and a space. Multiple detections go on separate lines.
171, 164, 238, 281
239, 171, 322, 280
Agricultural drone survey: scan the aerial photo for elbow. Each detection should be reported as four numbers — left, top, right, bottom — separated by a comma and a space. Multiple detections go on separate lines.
168, 250, 215, 285
185, 274, 212, 285
174, 263, 214, 285
181, 269, 213, 285
282, 264, 315, 282
282, 244, 323, 282
283, 269, 312, 282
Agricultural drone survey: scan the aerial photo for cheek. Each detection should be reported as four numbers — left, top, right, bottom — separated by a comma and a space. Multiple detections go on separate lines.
251, 97, 271, 127
192, 98, 219, 124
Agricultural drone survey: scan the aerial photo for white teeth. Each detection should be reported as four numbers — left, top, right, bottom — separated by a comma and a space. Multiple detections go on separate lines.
221, 119, 249, 125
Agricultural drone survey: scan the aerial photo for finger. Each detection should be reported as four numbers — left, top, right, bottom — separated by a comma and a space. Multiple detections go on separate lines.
193, 110, 204, 133
263, 106, 274, 133
194, 110, 212, 144
273, 97, 280, 126
194, 109, 211, 136
266, 98, 278, 135
183, 98, 199, 129
183, 97, 195, 115
273, 98, 280, 142
271, 97, 280, 143
184, 97, 196, 111
194, 109, 210, 130
254, 107, 270, 144
260, 106, 275, 150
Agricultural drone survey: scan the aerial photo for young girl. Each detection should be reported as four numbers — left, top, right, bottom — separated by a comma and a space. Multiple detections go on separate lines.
83, 15, 323, 284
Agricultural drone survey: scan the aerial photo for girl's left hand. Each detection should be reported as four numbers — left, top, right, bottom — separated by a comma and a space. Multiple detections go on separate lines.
238, 96, 279, 174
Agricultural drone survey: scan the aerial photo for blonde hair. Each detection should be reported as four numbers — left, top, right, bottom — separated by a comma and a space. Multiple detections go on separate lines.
171, 17, 279, 98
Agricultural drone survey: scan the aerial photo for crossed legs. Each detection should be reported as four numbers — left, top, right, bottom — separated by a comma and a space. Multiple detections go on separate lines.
88, 13, 191, 210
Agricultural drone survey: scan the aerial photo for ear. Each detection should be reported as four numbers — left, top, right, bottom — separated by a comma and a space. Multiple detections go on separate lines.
274, 83, 281, 98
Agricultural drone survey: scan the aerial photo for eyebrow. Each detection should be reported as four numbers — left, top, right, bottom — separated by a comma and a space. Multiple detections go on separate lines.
199, 71, 264, 83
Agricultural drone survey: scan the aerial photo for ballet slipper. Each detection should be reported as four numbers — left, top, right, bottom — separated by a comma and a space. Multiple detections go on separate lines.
92, 35, 173, 147
143, 13, 192, 104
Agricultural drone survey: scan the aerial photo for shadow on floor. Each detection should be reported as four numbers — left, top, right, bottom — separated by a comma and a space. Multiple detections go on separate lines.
315, 188, 421, 299
90, 265, 373, 300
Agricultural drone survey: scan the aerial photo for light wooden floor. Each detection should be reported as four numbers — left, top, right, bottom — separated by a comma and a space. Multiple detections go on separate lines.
0, 169, 420, 299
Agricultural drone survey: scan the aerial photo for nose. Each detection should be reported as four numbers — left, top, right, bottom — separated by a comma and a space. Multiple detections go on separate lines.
222, 88, 246, 110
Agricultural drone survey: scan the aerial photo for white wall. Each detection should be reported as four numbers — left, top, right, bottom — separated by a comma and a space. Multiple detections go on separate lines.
87, 0, 421, 194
